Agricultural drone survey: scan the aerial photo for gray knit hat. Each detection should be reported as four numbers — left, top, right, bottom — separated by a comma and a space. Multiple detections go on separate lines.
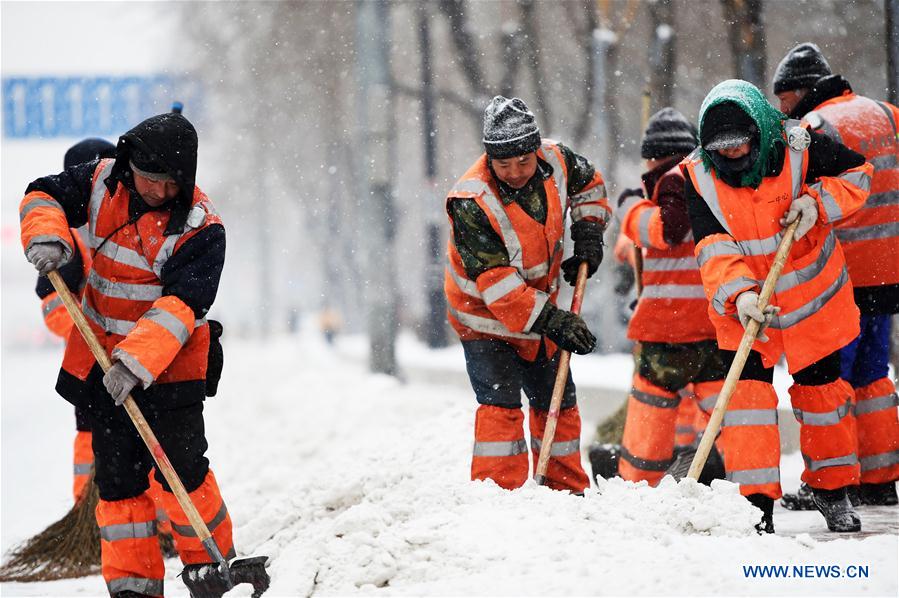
772, 43, 832, 94
482, 96, 541, 159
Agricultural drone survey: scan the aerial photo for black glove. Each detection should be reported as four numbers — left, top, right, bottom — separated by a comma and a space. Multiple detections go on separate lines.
532, 304, 596, 355
561, 220, 604, 285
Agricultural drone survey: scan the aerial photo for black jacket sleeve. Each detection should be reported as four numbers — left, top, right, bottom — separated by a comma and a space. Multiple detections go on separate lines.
160, 224, 226, 319
557, 143, 598, 196
24, 159, 100, 228
804, 129, 866, 182
685, 176, 727, 245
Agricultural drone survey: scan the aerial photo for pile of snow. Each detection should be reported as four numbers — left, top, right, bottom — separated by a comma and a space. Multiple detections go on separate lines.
2, 331, 897, 596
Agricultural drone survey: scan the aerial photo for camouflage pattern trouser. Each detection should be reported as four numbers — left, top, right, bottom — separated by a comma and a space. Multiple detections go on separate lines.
637, 339, 729, 392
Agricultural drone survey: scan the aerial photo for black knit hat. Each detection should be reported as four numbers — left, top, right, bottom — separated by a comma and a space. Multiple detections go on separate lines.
640, 108, 698, 159
700, 102, 758, 151
482, 96, 541, 159
64, 138, 115, 169
772, 43, 832, 94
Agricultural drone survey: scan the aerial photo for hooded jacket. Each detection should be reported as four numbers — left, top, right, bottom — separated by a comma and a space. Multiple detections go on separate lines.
20, 114, 225, 408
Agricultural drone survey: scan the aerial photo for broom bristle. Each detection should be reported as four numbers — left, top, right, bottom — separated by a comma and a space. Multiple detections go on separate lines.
595, 399, 628, 444
0, 478, 100, 582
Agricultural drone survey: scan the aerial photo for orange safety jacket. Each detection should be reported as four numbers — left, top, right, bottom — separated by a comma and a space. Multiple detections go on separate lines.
40, 228, 92, 339
803, 93, 899, 289
445, 140, 610, 361
620, 165, 716, 343
682, 121, 873, 372
21, 158, 221, 389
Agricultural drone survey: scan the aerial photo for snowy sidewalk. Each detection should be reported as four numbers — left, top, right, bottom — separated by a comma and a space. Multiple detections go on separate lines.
2, 333, 897, 596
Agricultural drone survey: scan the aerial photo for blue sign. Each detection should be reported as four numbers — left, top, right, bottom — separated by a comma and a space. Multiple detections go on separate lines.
2, 76, 202, 138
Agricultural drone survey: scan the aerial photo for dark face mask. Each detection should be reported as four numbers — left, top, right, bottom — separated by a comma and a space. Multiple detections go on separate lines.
709, 141, 760, 181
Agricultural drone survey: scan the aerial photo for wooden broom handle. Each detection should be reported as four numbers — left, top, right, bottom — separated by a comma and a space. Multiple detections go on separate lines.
47, 271, 217, 546
534, 261, 589, 484
686, 219, 800, 480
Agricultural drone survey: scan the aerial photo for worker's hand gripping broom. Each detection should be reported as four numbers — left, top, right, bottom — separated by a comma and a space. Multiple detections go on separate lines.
46, 270, 270, 598
684, 220, 800, 481
534, 261, 589, 486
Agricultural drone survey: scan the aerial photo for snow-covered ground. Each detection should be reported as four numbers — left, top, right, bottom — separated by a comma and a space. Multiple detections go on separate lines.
2, 329, 897, 597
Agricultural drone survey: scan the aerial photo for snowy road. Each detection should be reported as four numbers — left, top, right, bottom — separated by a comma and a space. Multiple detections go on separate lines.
2, 331, 897, 596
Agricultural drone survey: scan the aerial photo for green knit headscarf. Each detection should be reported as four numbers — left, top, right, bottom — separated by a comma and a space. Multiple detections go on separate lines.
698, 79, 787, 187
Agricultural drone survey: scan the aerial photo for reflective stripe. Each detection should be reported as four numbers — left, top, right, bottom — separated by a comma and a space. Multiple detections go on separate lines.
792, 398, 852, 426
738, 232, 783, 257
616, 194, 644, 226
836, 221, 899, 242
446, 266, 480, 298
726, 467, 780, 485
571, 203, 608, 222
620, 446, 672, 472
774, 230, 836, 294
152, 234, 181, 278
73, 463, 92, 475
871, 154, 898, 171
95, 239, 155, 272
866, 190, 899, 208
676, 425, 694, 434
631, 388, 680, 408
447, 306, 541, 340
806, 112, 844, 145
698, 393, 718, 412
108, 577, 164, 596
531, 437, 580, 457
100, 521, 157, 542
769, 267, 849, 329
88, 161, 115, 246
571, 184, 607, 206
20, 197, 64, 222
860, 449, 899, 472
643, 256, 697, 272
637, 209, 654, 247
690, 155, 732, 235
540, 142, 568, 211
641, 284, 707, 300
144, 307, 191, 345
723, 409, 778, 427
712, 276, 757, 316
88, 270, 163, 302
875, 100, 898, 136
802, 452, 858, 472
479, 191, 525, 274
481, 272, 525, 305
42, 295, 63, 317
111, 348, 155, 388
82, 297, 136, 336
524, 291, 549, 333
450, 179, 490, 197
170, 502, 229, 538
840, 169, 872, 193
472, 439, 528, 457
523, 261, 550, 280
808, 181, 843, 222
697, 239, 741, 267
854, 392, 899, 416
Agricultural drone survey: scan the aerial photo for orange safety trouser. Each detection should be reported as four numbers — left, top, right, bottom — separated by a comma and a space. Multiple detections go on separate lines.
96, 493, 164, 597
471, 405, 529, 490
620, 375, 680, 485
854, 378, 899, 484
791, 379, 860, 491
73, 430, 93, 502
147, 473, 172, 536
161, 469, 235, 565
692, 379, 723, 439
675, 387, 699, 449
718, 380, 782, 498
529, 406, 589, 493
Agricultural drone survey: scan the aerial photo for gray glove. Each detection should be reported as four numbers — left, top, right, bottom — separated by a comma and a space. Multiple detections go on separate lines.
25, 242, 67, 275
103, 361, 141, 406
735, 291, 780, 343
779, 194, 818, 240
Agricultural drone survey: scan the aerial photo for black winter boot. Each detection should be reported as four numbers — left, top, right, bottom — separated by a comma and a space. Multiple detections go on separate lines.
858, 482, 898, 506
812, 487, 862, 532
588, 443, 620, 482
780, 483, 817, 511
747, 493, 775, 534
